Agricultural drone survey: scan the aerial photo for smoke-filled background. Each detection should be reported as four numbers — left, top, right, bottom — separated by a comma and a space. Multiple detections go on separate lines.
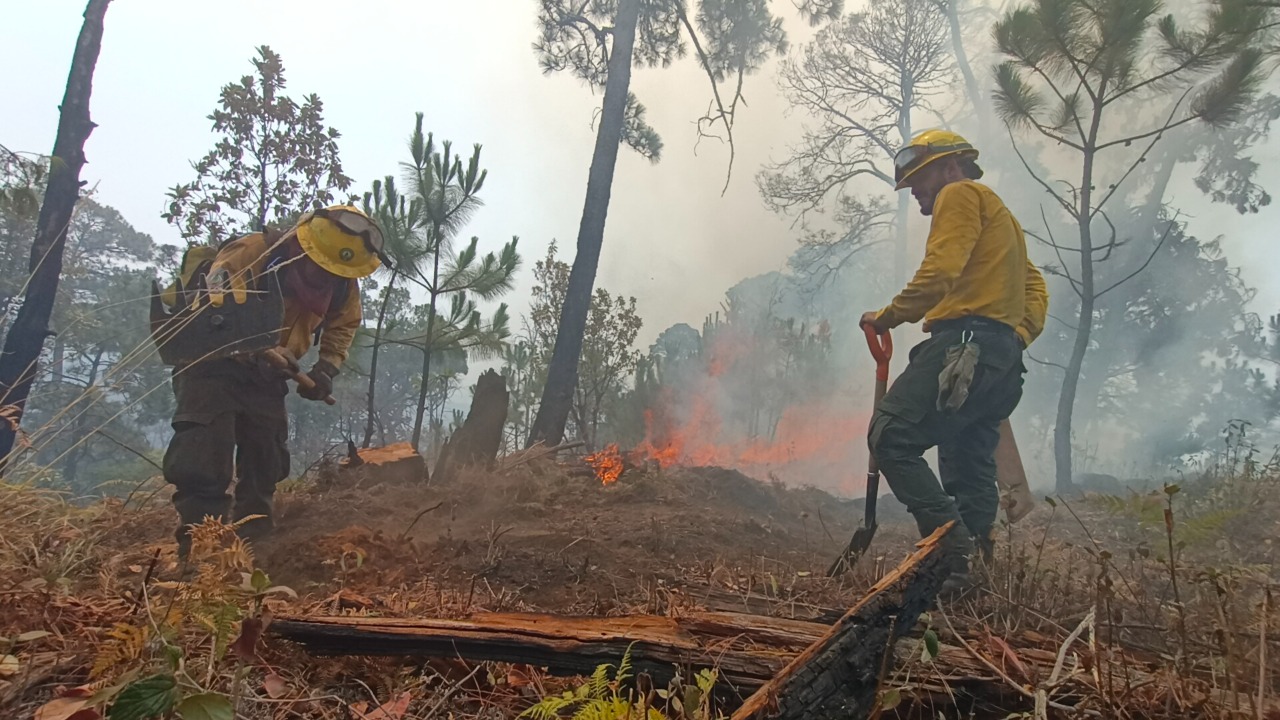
5, 0, 1280, 496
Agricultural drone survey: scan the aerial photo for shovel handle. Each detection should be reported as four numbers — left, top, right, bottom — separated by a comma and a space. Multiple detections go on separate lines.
863, 325, 893, 381
262, 349, 336, 406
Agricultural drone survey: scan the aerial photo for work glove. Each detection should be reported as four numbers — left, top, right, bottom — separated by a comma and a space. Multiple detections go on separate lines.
937, 338, 981, 412
298, 360, 337, 402
256, 346, 299, 379
201, 265, 251, 308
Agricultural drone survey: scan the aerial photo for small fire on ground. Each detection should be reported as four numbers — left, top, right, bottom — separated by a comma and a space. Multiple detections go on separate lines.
585, 444, 625, 485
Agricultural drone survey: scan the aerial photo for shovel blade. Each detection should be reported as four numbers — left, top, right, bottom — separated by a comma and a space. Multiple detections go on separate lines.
826, 523, 878, 577
150, 272, 285, 366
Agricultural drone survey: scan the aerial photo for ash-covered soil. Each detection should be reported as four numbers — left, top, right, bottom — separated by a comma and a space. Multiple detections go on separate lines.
251, 461, 919, 615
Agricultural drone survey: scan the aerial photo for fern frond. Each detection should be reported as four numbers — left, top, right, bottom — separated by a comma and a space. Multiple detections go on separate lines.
91, 623, 148, 678
615, 643, 635, 687
587, 662, 613, 700
519, 694, 577, 719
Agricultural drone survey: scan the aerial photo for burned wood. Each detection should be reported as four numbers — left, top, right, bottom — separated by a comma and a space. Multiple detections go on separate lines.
497, 440, 587, 473
674, 582, 845, 623
729, 522, 955, 720
434, 370, 509, 483
271, 527, 955, 715
269, 611, 805, 695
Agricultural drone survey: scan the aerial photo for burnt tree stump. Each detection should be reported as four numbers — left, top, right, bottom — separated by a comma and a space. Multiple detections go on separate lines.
729, 522, 955, 720
433, 369, 509, 483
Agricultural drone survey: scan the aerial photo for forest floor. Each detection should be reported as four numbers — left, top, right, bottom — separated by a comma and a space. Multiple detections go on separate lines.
3, 451, 1279, 719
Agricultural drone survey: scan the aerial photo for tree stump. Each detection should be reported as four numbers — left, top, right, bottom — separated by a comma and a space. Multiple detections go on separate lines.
433, 370, 509, 484
337, 442, 426, 485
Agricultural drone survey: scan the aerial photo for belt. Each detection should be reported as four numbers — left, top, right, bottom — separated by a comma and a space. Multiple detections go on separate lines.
929, 316, 1016, 338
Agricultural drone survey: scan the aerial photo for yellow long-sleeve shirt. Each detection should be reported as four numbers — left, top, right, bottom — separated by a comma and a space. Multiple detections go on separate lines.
209, 233, 362, 368
876, 180, 1048, 347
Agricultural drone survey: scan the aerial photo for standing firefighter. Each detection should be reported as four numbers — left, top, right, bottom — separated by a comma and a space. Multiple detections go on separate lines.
861, 130, 1048, 591
154, 206, 387, 559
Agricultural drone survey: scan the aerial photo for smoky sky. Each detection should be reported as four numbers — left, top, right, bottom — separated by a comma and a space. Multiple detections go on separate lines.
7, 0, 1280, 472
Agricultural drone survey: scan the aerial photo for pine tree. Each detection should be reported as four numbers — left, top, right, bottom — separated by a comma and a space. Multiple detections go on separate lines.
993, 0, 1272, 490
525, 0, 842, 447
399, 114, 521, 450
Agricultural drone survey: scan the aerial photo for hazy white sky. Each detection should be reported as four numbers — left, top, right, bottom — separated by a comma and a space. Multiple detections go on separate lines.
6, 0, 1280, 345
5, 0, 835, 348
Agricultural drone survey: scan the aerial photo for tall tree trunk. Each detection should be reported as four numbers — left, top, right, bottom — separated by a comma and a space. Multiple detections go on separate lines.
1054, 140, 1100, 492
411, 247, 443, 449
944, 0, 989, 137
0, 0, 111, 472
894, 193, 909, 287
363, 269, 398, 448
62, 346, 103, 489
894, 90, 913, 286
526, 0, 640, 447
1054, 292, 1092, 492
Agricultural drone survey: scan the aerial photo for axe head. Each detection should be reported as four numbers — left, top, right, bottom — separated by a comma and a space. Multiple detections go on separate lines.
150, 271, 285, 366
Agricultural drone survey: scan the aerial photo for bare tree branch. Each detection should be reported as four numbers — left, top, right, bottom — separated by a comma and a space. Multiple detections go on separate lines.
1095, 218, 1178, 299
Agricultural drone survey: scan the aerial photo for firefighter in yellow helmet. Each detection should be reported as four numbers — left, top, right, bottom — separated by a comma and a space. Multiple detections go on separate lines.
163, 206, 388, 559
860, 130, 1049, 594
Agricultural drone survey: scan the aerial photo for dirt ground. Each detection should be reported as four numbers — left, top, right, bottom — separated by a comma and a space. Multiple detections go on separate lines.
82, 456, 923, 619
257, 460, 921, 615
7, 453, 1280, 719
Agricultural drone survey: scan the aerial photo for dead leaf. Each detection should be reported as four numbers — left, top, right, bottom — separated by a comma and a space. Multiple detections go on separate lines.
19, 577, 47, 591
263, 673, 288, 699
351, 691, 412, 720
986, 631, 1032, 684
0, 655, 19, 677
34, 696, 101, 720
229, 616, 265, 662
127, 565, 143, 573
17, 630, 53, 643
507, 665, 533, 688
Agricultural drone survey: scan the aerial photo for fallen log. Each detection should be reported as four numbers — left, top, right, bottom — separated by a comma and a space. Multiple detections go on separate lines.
729, 522, 954, 720
269, 610, 812, 695
270, 527, 953, 711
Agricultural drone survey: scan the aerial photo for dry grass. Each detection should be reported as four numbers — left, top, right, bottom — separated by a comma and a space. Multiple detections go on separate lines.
0, 449, 1277, 719
884, 442, 1280, 719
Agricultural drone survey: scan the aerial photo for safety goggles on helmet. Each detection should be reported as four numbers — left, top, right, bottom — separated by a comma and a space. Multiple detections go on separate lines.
299, 206, 392, 270
893, 140, 977, 190
893, 145, 935, 187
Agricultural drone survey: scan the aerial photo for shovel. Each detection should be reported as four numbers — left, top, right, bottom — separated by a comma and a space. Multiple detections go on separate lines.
827, 324, 893, 577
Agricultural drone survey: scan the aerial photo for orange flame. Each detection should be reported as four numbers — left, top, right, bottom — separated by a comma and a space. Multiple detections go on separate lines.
631, 326, 872, 496
585, 444, 625, 486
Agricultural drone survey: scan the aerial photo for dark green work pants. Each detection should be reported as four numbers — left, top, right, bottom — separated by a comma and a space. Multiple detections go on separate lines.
868, 327, 1025, 571
163, 360, 289, 549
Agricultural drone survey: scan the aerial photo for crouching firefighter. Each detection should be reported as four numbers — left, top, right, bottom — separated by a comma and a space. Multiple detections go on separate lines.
151, 206, 387, 559
861, 130, 1048, 592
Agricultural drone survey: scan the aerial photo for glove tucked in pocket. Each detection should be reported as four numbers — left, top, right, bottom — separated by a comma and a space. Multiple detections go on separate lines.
937, 335, 981, 412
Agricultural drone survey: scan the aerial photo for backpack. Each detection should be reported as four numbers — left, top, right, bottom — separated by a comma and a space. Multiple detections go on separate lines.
159, 244, 219, 309
162, 237, 355, 342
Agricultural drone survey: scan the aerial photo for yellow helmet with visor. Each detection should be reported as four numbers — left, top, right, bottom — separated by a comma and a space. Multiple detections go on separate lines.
294, 205, 390, 279
893, 130, 979, 191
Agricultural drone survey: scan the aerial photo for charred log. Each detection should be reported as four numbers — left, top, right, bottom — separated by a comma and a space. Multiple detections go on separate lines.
729, 522, 954, 720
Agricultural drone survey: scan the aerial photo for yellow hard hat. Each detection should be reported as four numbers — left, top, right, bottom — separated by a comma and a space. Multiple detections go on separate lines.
294, 205, 389, 279
893, 129, 979, 190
